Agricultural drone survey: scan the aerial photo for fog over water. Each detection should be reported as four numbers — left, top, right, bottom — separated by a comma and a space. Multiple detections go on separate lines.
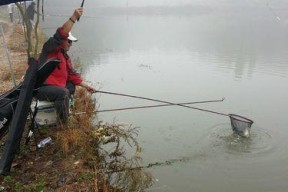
42, 0, 288, 191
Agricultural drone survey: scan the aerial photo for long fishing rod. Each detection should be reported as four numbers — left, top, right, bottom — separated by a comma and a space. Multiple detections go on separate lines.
72, 98, 225, 115
77, 0, 85, 21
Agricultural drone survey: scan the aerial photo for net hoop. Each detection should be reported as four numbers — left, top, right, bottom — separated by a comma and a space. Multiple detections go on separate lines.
228, 114, 254, 138
228, 114, 254, 124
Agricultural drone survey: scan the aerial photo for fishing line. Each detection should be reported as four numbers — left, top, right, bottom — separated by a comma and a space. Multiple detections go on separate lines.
44, 13, 125, 20
105, 155, 192, 174
266, 1, 281, 21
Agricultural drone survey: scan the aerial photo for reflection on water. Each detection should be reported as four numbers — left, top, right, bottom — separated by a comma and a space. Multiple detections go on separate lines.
94, 122, 153, 191
126, 123, 273, 170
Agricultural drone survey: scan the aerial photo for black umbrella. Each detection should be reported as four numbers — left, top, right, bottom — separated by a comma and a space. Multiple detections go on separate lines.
0, 0, 32, 6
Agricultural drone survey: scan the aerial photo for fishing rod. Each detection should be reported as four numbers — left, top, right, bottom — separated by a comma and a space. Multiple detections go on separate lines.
72, 98, 225, 115
77, 0, 85, 21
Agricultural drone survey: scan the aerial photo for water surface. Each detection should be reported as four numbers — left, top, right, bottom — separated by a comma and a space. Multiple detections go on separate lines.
43, 1, 288, 191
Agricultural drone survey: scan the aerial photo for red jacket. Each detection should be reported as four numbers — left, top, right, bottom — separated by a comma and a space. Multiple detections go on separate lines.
39, 27, 83, 88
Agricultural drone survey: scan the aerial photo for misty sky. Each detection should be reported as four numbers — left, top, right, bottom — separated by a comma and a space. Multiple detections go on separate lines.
92, 0, 221, 7
72, 0, 287, 9
47, 0, 288, 11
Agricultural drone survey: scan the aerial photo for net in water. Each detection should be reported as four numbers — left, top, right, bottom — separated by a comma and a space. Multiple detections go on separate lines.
229, 114, 254, 138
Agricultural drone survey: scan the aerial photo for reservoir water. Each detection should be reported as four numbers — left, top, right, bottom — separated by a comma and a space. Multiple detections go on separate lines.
43, 1, 288, 191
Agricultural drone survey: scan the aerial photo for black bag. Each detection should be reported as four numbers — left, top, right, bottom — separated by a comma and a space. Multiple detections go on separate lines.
0, 97, 18, 135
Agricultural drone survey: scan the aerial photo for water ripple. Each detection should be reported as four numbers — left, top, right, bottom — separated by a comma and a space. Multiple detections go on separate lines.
199, 123, 275, 159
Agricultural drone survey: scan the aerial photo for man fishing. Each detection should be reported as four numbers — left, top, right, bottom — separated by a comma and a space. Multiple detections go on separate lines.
37, 7, 96, 124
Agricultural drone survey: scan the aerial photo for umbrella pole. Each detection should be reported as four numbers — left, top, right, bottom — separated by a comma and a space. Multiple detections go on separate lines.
0, 24, 16, 87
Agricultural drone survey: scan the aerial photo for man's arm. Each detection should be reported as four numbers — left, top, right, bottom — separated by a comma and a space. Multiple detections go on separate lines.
62, 8, 83, 34
39, 8, 83, 63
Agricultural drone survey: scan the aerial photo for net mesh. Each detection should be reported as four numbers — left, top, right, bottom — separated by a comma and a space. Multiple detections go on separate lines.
229, 114, 254, 137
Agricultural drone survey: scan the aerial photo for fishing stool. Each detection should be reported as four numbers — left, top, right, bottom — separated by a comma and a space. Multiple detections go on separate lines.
25, 100, 56, 145
30, 99, 57, 127
30, 95, 75, 128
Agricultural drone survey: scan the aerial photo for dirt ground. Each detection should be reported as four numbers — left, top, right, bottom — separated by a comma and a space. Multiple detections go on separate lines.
0, 20, 28, 93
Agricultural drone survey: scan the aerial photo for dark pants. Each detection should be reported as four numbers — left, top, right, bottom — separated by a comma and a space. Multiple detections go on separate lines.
36, 83, 75, 124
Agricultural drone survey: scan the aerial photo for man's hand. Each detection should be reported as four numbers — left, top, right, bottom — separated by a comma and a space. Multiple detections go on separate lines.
71, 7, 83, 21
63, 7, 84, 33
87, 86, 96, 93
80, 81, 96, 93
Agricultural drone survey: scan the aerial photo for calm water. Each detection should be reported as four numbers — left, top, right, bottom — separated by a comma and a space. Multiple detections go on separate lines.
43, 1, 288, 191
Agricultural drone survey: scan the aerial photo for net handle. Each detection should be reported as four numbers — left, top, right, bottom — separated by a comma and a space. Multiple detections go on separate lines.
97, 98, 225, 113
95, 91, 255, 126
95, 90, 230, 117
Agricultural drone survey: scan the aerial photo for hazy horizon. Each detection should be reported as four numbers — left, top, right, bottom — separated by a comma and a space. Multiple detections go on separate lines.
47, 0, 287, 8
